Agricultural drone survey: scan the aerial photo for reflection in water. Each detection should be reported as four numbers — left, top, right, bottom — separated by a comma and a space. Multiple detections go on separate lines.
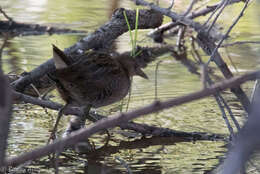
26, 135, 225, 173
1, 0, 260, 173
2, 37, 21, 74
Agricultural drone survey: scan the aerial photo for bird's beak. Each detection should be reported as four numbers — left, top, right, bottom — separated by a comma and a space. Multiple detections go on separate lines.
136, 68, 148, 79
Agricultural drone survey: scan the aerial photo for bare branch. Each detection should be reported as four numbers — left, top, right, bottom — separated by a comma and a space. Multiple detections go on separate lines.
0, 7, 13, 22
148, 0, 242, 38
133, 0, 202, 31
221, 79, 260, 174
13, 90, 218, 140
182, 0, 197, 17
205, 0, 251, 66
207, 0, 231, 34
5, 70, 260, 167
11, 9, 163, 92
222, 41, 260, 47
0, 74, 12, 167
202, 0, 226, 28
133, 0, 250, 113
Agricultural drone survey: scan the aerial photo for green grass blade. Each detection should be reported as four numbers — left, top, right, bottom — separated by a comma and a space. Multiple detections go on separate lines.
134, 8, 139, 56
123, 10, 134, 56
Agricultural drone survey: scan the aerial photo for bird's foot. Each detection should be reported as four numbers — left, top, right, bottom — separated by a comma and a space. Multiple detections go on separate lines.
62, 116, 85, 138
74, 140, 95, 153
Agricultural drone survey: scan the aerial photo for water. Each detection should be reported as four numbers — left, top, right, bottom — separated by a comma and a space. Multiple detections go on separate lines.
1, 0, 260, 173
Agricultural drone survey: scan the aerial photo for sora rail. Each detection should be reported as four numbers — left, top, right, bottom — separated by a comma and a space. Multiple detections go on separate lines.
50, 45, 148, 139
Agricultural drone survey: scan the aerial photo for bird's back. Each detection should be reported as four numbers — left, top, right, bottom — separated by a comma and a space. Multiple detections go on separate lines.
55, 51, 131, 108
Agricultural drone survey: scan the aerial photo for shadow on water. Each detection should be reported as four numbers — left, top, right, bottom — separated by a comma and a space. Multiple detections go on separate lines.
25, 135, 225, 174
1, 0, 260, 173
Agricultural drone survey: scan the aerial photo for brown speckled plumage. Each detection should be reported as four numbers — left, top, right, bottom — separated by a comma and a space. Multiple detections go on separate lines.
52, 44, 148, 109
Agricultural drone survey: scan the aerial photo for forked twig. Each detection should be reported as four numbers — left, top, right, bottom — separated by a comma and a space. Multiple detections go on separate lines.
206, 0, 251, 66
0, 7, 13, 22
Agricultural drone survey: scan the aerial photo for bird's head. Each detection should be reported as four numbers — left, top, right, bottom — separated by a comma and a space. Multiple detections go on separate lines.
117, 55, 148, 79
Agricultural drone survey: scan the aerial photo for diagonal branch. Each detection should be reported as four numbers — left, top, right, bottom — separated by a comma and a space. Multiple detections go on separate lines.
133, 0, 251, 112
5, 70, 260, 167
13, 90, 222, 139
11, 9, 163, 92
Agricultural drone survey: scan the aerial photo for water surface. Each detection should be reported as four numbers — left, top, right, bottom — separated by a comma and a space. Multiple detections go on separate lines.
1, 0, 260, 173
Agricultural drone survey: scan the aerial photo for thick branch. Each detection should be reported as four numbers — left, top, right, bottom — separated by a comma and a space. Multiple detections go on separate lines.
133, 0, 250, 112
11, 9, 163, 92
0, 75, 12, 167
13, 90, 222, 139
5, 70, 260, 167
0, 21, 85, 37
132, 0, 203, 31
221, 80, 260, 174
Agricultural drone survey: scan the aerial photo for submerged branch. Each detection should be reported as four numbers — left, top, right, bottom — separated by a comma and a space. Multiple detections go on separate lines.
13, 90, 221, 139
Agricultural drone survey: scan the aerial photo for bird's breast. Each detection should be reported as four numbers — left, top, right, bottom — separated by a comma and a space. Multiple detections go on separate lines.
90, 75, 131, 108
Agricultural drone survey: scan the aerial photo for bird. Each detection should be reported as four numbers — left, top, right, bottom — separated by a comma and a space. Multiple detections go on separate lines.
49, 44, 148, 140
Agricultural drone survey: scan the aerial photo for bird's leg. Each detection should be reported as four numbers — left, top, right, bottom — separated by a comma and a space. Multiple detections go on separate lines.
48, 104, 68, 144
82, 104, 93, 122
83, 106, 111, 145
63, 105, 92, 137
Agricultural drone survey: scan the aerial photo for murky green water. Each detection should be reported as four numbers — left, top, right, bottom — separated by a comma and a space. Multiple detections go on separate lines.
1, 0, 260, 173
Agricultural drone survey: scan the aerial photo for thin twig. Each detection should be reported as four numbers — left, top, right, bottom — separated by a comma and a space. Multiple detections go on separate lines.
202, 0, 225, 28
206, 0, 251, 66
250, 80, 259, 103
221, 81, 260, 174
0, 7, 13, 22
190, 36, 203, 63
214, 94, 235, 138
222, 41, 260, 47
207, 0, 231, 34
224, 47, 239, 74
115, 156, 133, 174
200, 64, 207, 89
191, 54, 238, 135
148, 0, 241, 38
190, 40, 240, 132
167, 0, 174, 10
155, 60, 162, 100
218, 91, 241, 131
176, 26, 186, 48
133, 0, 202, 31
182, 0, 197, 16
206, 75, 240, 131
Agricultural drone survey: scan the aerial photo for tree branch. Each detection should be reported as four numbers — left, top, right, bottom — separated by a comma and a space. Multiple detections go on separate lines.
5, 70, 260, 167
11, 9, 163, 92
0, 74, 12, 167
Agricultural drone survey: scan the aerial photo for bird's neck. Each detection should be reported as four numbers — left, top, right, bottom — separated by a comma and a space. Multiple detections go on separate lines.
116, 57, 135, 77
